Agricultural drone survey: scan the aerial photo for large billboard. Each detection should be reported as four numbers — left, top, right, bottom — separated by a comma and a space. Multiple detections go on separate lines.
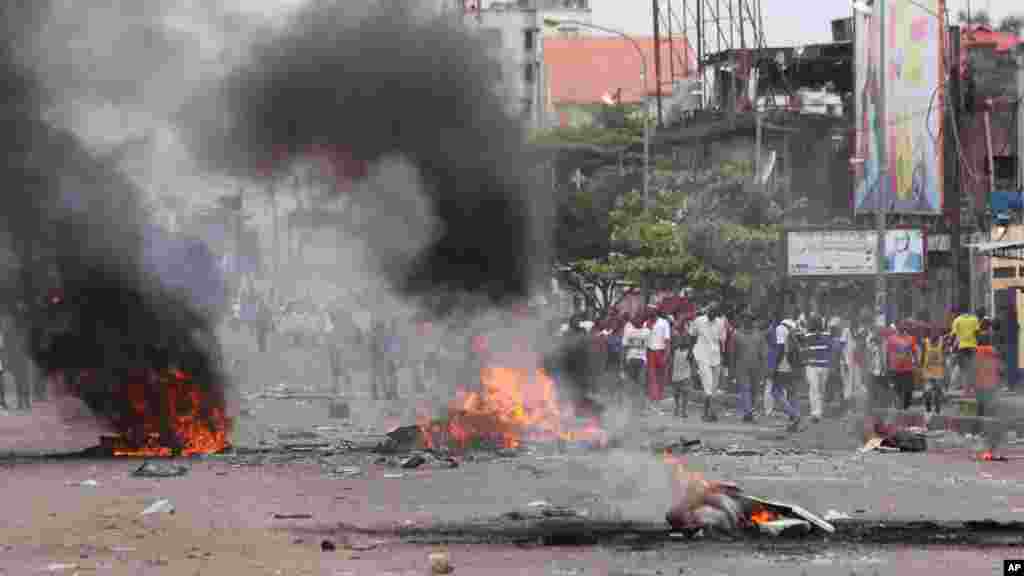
787, 229, 925, 276
787, 230, 877, 276
853, 0, 945, 215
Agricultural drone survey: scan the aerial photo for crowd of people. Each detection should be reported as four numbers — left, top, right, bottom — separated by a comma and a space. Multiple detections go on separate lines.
564, 296, 1004, 432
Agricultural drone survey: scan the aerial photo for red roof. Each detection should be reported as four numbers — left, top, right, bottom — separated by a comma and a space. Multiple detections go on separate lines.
544, 36, 695, 105
962, 25, 1023, 53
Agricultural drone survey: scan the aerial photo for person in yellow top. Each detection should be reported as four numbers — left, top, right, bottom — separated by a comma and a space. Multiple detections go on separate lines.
949, 307, 983, 391
921, 332, 945, 414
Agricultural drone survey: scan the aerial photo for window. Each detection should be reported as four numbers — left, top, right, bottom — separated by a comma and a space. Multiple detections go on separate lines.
524, 28, 536, 53
523, 62, 535, 84
993, 266, 1017, 279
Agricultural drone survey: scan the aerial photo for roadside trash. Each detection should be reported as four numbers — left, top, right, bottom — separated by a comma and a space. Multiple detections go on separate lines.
132, 461, 188, 478
66, 479, 99, 487
823, 510, 852, 521
528, 500, 552, 508
429, 549, 453, 574
376, 425, 422, 453
337, 467, 362, 476
861, 430, 927, 453
273, 514, 313, 520
47, 563, 79, 572
757, 518, 811, 536
140, 499, 175, 516
401, 454, 428, 469
382, 473, 405, 479
329, 401, 350, 419
347, 542, 379, 551
321, 540, 336, 552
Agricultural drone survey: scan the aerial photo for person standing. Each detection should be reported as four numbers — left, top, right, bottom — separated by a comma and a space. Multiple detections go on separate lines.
731, 314, 765, 423
621, 312, 649, 414
840, 316, 863, 415
802, 316, 834, 423
773, 316, 803, 432
671, 329, 694, 418
689, 304, 727, 422
949, 307, 981, 391
922, 329, 946, 414
646, 307, 671, 407
886, 322, 919, 411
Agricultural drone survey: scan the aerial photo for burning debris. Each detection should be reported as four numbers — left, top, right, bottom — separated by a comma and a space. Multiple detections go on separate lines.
664, 452, 834, 537
416, 367, 607, 452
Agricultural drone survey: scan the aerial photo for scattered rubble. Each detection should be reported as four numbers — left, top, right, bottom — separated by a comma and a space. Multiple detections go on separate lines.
429, 549, 453, 574
320, 539, 336, 552
132, 461, 189, 478
140, 499, 175, 516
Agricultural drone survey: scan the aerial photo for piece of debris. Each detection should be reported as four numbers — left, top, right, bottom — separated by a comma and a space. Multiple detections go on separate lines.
329, 401, 351, 420
859, 437, 884, 453
321, 540, 336, 552
336, 466, 362, 477
140, 499, 175, 516
541, 506, 580, 518
347, 542, 379, 551
382, 473, 405, 479
429, 549, 453, 575
823, 510, 851, 521
273, 514, 313, 520
739, 495, 835, 533
757, 518, 812, 537
132, 461, 189, 478
528, 500, 552, 508
376, 425, 423, 453
46, 563, 79, 573
725, 448, 762, 457
400, 454, 428, 469
66, 479, 99, 487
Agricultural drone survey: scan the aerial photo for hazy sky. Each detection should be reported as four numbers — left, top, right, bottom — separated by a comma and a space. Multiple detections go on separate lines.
590, 0, 1021, 46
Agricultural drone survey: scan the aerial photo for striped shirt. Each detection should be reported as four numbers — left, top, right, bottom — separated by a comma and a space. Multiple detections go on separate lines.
802, 331, 833, 368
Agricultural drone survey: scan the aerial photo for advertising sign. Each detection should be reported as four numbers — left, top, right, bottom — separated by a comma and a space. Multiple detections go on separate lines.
787, 230, 878, 276
883, 229, 925, 274
853, 0, 945, 215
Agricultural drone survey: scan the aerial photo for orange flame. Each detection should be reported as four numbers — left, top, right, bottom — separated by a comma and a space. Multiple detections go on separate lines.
419, 366, 607, 451
112, 369, 230, 457
979, 451, 994, 461
749, 509, 779, 524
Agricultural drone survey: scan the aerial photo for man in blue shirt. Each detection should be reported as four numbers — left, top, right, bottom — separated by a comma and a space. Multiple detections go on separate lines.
802, 316, 834, 423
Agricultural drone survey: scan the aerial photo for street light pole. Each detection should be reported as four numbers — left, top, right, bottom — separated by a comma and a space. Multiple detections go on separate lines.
876, 0, 888, 329
543, 18, 650, 213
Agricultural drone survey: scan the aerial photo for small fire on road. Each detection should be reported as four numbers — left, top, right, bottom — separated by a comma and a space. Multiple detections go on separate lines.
109, 369, 230, 457
418, 366, 607, 451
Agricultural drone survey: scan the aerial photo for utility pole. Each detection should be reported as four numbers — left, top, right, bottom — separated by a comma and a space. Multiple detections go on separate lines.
1017, 44, 1023, 193
948, 26, 964, 313
875, 0, 889, 328
653, 0, 664, 127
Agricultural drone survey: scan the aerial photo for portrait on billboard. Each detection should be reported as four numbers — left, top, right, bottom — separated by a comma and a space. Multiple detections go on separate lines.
884, 229, 925, 274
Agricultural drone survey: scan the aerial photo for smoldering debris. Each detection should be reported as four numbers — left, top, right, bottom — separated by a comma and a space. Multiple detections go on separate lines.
183, 0, 551, 307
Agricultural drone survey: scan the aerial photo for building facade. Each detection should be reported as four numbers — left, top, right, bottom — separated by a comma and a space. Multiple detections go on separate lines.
460, 0, 592, 131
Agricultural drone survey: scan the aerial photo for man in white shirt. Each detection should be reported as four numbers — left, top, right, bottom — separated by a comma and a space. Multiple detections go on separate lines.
689, 304, 726, 421
621, 312, 651, 415
646, 307, 672, 406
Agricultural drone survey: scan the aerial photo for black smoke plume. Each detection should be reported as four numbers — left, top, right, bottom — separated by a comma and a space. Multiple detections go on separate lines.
1, 2, 228, 448
183, 0, 551, 309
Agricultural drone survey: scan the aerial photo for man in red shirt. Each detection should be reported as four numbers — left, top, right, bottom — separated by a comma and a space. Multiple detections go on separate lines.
886, 322, 919, 410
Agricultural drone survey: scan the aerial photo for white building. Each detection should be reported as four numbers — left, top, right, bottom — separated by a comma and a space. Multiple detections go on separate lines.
459, 0, 592, 131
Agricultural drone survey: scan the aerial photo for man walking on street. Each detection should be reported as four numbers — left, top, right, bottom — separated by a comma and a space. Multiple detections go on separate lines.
802, 316, 834, 423
689, 303, 727, 422
773, 315, 802, 431
646, 306, 671, 407
731, 313, 765, 423
621, 312, 650, 415
949, 306, 981, 391
887, 321, 919, 411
